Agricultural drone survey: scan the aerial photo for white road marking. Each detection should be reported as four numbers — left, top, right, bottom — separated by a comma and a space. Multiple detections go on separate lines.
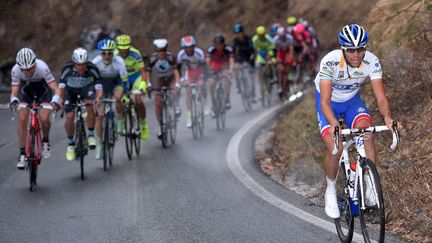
226, 93, 366, 243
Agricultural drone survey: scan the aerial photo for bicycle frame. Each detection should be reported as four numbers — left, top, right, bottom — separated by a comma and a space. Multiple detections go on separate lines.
26, 103, 41, 164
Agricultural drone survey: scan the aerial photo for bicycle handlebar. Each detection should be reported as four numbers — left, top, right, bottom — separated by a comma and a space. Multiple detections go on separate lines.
332, 121, 400, 155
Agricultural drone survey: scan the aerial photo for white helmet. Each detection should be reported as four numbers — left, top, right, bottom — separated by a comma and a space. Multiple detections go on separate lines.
72, 47, 88, 64
153, 38, 168, 49
16, 48, 36, 69
277, 27, 285, 37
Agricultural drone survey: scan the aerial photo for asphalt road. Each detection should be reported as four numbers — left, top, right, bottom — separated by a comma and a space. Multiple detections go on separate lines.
0, 88, 407, 243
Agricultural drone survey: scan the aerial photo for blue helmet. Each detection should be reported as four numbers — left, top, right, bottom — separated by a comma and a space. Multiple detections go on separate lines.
338, 24, 368, 47
233, 24, 243, 33
97, 38, 116, 51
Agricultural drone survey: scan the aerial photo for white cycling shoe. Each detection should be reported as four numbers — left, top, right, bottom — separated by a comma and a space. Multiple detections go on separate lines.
325, 190, 340, 218
186, 118, 192, 128
42, 142, 51, 159
17, 154, 26, 170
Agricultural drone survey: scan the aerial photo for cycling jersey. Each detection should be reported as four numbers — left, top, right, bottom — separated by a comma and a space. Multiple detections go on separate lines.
149, 52, 177, 78
177, 47, 205, 81
92, 55, 128, 95
207, 45, 234, 72
59, 62, 101, 89
114, 46, 145, 84
314, 49, 383, 102
251, 34, 275, 65
11, 59, 55, 105
231, 35, 255, 64
273, 34, 294, 63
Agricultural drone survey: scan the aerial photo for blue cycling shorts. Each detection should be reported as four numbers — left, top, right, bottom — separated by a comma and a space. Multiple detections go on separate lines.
315, 90, 372, 138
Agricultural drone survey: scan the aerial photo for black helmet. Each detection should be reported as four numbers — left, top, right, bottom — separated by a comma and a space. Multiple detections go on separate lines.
213, 33, 225, 43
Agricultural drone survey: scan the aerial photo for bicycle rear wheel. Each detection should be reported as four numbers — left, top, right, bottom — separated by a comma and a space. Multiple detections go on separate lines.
160, 98, 169, 148
125, 105, 133, 159
215, 85, 225, 130
76, 123, 86, 180
198, 93, 204, 137
334, 163, 355, 243
359, 159, 385, 243
240, 74, 251, 112
109, 116, 115, 167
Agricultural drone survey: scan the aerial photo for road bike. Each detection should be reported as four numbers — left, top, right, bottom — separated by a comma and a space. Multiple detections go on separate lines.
71, 95, 89, 180
158, 86, 177, 148
333, 117, 399, 243
189, 83, 204, 139
259, 61, 274, 107
235, 63, 253, 112
101, 96, 116, 170
213, 72, 227, 131
123, 90, 142, 159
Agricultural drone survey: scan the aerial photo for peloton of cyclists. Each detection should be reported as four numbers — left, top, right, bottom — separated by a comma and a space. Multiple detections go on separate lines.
176, 35, 207, 128
9, 48, 61, 169
59, 47, 103, 161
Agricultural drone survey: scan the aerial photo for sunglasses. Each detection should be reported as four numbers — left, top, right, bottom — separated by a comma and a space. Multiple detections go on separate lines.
102, 51, 113, 56
20, 66, 35, 72
342, 46, 366, 53
157, 49, 167, 52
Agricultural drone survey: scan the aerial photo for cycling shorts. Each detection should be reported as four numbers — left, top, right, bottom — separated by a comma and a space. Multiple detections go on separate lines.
315, 90, 372, 138
19, 82, 52, 107
128, 72, 147, 94
100, 78, 123, 98
64, 85, 96, 113
156, 75, 175, 91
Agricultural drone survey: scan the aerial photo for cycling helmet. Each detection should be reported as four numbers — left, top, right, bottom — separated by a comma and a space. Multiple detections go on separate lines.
16, 48, 36, 69
256, 26, 266, 35
338, 24, 368, 47
233, 23, 243, 33
181, 35, 196, 48
97, 39, 116, 51
276, 27, 285, 37
213, 34, 225, 43
293, 23, 306, 34
71, 47, 88, 64
116, 34, 131, 50
287, 16, 297, 25
271, 23, 282, 34
153, 38, 168, 49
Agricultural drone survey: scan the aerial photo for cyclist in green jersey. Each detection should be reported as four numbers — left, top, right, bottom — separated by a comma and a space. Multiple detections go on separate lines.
115, 34, 150, 140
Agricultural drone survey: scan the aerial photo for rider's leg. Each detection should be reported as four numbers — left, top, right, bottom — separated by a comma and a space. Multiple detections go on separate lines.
18, 108, 30, 150
39, 108, 51, 142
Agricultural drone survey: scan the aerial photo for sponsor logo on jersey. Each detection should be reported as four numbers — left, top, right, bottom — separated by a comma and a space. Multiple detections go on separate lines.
338, 71, 344, 79
353, 71, 364, 76
375, 62, 380, 68
358, 107, 366, 113
325, 61, 340, 67
332, 82, 360, 90
363, 60, 370, 65
372, 68, 382, 74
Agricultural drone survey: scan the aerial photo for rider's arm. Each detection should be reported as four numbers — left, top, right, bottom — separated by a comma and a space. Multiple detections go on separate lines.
320, 79, 339, 139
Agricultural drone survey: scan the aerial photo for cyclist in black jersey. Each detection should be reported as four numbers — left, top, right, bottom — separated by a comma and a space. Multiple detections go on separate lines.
59, 47, 103, 161
231, 24, 257, 102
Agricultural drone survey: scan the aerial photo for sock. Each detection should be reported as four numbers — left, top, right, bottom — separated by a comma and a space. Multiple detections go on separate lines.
67, 136, 75, 146
42, 137, 49, 143
88, 128, 95, 137
19, 147, 25, 155
187, 110, 191, 118
326, 176, 336, 193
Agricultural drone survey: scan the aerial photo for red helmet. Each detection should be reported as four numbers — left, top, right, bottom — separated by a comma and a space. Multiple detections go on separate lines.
294, 23, 306, 34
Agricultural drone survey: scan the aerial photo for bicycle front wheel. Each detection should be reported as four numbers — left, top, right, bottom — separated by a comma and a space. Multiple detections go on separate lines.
28, 128, 38, 191
160, 99, 169, 148
191, 93, 199, 139
359, 159, 385, 243
132, 107, 141, 156
334, 163, 354, 243
240, 75, 251, 112
125, 106, 133, 159
168, 99, 177, 145
102, 116, 109, 171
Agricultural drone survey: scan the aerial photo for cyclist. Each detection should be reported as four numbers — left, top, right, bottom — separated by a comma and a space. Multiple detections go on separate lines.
92, 39, 128, 159
286, 16, 298, 30
115, 34, 150, 140
148, 38, 181, 137
269, 22, 282, 38
206, 33, 234, 114
291, 23, 311, 67
9, 48, 61, 169
59, 47, 103, 161
176, 35, 206, 128
231, 24, 257, 103
272, 26, 295, 96
315, 24, 401, 218
252, 26, 275, 97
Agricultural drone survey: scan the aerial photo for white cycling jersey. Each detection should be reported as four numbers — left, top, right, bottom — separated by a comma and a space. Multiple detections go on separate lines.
91, 55, 128, 82
177, 47, 206, 69
11, 59, 56, 87
314, 49, 382, 102
272, 34, 294, 51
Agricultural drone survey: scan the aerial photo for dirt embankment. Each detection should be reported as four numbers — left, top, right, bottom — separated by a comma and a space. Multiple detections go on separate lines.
258, 0, 432, 242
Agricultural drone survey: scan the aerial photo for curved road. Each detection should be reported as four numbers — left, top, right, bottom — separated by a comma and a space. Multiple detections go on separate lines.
0, 91, 407, 242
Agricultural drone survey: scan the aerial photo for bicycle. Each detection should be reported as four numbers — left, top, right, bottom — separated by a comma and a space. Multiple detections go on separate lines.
189, 83, 205, 139
276, 60, 291, 102
18, 97, 52, 191
260, 60, 274, 107
235, 64, 252, 112
213, 71, 227, 131
158, 86, 177, 148
101, 96, 117, 170
71, 95, 89, 180
123, 90, 142, 159
332, 116, 399, 243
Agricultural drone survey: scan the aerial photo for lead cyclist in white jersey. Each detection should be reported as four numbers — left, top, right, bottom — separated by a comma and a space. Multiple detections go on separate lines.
314, 24, 402, 218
